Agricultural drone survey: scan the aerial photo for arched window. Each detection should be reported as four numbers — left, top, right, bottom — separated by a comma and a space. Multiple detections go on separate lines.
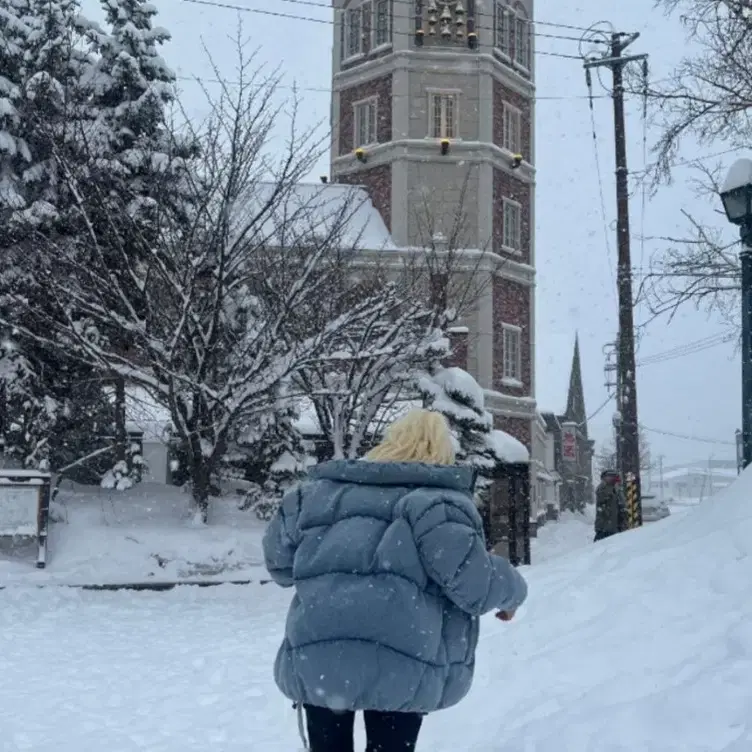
513, 4, 531, 70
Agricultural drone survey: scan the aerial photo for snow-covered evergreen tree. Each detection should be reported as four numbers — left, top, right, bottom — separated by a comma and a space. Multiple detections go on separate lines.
419, 366, 509, 511
0, 1, 31, 218
83, 0, 182, 200
419, 367, 502, 472
0, 1, 114, 477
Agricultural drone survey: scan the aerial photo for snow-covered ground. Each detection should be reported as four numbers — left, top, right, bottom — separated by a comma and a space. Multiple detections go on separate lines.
2, 472, 752, 750
531, 507, 596, 564
0, 482, 268, 585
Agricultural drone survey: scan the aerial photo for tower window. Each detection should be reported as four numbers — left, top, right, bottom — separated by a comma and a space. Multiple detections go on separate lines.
501, 102, 522, 154
493, 2, 531, 71
428, 91, 459, 139
346, 6, 362, 58
502, 324, 522, 383
341, 1, 392, 60
494, 2, 510, 56
353, 97, 378, 147
374, 0, 392, 47
514, 7, 531, 70
501, 197, 522, 252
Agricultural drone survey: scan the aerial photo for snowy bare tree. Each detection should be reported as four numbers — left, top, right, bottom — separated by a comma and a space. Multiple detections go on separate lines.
2, 45, 383, 522
293, 269, 449, 459
649, 0, 752, 181
639, 0, 750, 324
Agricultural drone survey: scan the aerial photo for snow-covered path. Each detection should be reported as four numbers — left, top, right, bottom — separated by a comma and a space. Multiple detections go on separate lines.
3, 475, 752, 752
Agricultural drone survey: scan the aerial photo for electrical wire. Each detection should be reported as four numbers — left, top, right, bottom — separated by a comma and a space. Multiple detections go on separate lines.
584, 393, 613, 424
638, 58, 649, 274
633, 147, 744, 178
637, 333, 735, 367
175, 74, 611, 101
584, 66, 617, 305
640, 424, 735, 446
179, 0, 593, 59
184, 0, 607, 37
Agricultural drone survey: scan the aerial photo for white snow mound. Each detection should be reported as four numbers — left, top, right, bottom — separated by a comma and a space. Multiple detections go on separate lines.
2, 471, 752, 749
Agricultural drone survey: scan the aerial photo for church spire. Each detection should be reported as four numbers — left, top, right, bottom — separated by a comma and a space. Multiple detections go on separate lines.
565, 333, 588, 436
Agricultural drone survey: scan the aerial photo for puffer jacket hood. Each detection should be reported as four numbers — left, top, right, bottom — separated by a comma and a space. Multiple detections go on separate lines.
263, 458, 527, 714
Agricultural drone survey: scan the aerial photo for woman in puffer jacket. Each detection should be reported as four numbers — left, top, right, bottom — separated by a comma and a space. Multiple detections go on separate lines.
263, 409, 528, 752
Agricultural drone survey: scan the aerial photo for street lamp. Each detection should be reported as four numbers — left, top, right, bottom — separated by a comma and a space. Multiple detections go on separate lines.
720, 158, 752, 469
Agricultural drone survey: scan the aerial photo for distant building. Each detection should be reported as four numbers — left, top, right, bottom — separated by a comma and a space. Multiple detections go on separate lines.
531, 411, 561, 533
649, 460, 737, 501
541, 335, 595, 511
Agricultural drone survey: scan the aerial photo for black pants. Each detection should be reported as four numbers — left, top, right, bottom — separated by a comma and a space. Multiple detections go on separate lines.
304, 704, 423, 752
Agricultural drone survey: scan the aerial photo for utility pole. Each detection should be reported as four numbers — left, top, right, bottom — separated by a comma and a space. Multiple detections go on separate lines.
585, 33, 648, 528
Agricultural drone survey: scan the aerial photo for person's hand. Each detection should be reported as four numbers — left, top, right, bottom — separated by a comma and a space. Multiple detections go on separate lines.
495, 609, 516, 621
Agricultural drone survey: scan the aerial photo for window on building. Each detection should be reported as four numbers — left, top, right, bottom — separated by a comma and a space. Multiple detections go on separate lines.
353, 97, 378, 147
374, 0, 391, 47
502, 324, 522, 383
346, 6, 362, 57
514, 6, 531, 69
502, 197, 522, 252
494, 1, 510, 56
429, 91, 458, 139
341, 1, 392, 60
502, 102, 522, 154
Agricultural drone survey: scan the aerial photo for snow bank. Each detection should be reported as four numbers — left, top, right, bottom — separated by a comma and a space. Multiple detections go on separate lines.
0, 482, 266, 585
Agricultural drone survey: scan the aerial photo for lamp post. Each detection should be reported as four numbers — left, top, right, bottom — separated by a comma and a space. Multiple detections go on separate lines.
720, 158, 752, 469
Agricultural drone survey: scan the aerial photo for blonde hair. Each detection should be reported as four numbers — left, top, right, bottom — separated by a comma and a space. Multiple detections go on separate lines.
366, 409, 455, 465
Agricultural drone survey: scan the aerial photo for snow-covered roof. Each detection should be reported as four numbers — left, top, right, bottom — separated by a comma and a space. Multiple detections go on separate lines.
489, 430, 529, 464
654, 467, 738, 482
234, 182, 397, 252
292, 397, 423, 438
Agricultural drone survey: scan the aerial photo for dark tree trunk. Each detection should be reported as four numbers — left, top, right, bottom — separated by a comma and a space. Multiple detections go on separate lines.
114, 375, 128, 468
190, 445, 211, 524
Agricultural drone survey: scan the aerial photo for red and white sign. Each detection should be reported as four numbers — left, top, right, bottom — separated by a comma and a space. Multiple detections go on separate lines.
562, 424, 577, 463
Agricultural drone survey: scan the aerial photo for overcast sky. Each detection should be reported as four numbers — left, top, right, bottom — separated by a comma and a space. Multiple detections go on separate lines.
81, 0, 741, 469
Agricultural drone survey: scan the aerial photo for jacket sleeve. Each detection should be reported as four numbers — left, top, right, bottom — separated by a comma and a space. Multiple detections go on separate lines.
412, 497, 528, 616
262, 486, 302, 588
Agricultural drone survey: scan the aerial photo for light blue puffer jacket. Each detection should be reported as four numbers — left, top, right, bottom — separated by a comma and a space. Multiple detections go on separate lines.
262, 459, 528, 714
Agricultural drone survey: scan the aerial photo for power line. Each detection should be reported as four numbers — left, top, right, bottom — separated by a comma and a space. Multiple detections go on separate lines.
184, 0, 604, 36
637, 333, 734, 367
633, 147, 743, 178
640, 424, 735, 446
179, 0, 591, 59
584, 65, 617, 305
585, 393, 613, 424
175, 74, 611, 101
